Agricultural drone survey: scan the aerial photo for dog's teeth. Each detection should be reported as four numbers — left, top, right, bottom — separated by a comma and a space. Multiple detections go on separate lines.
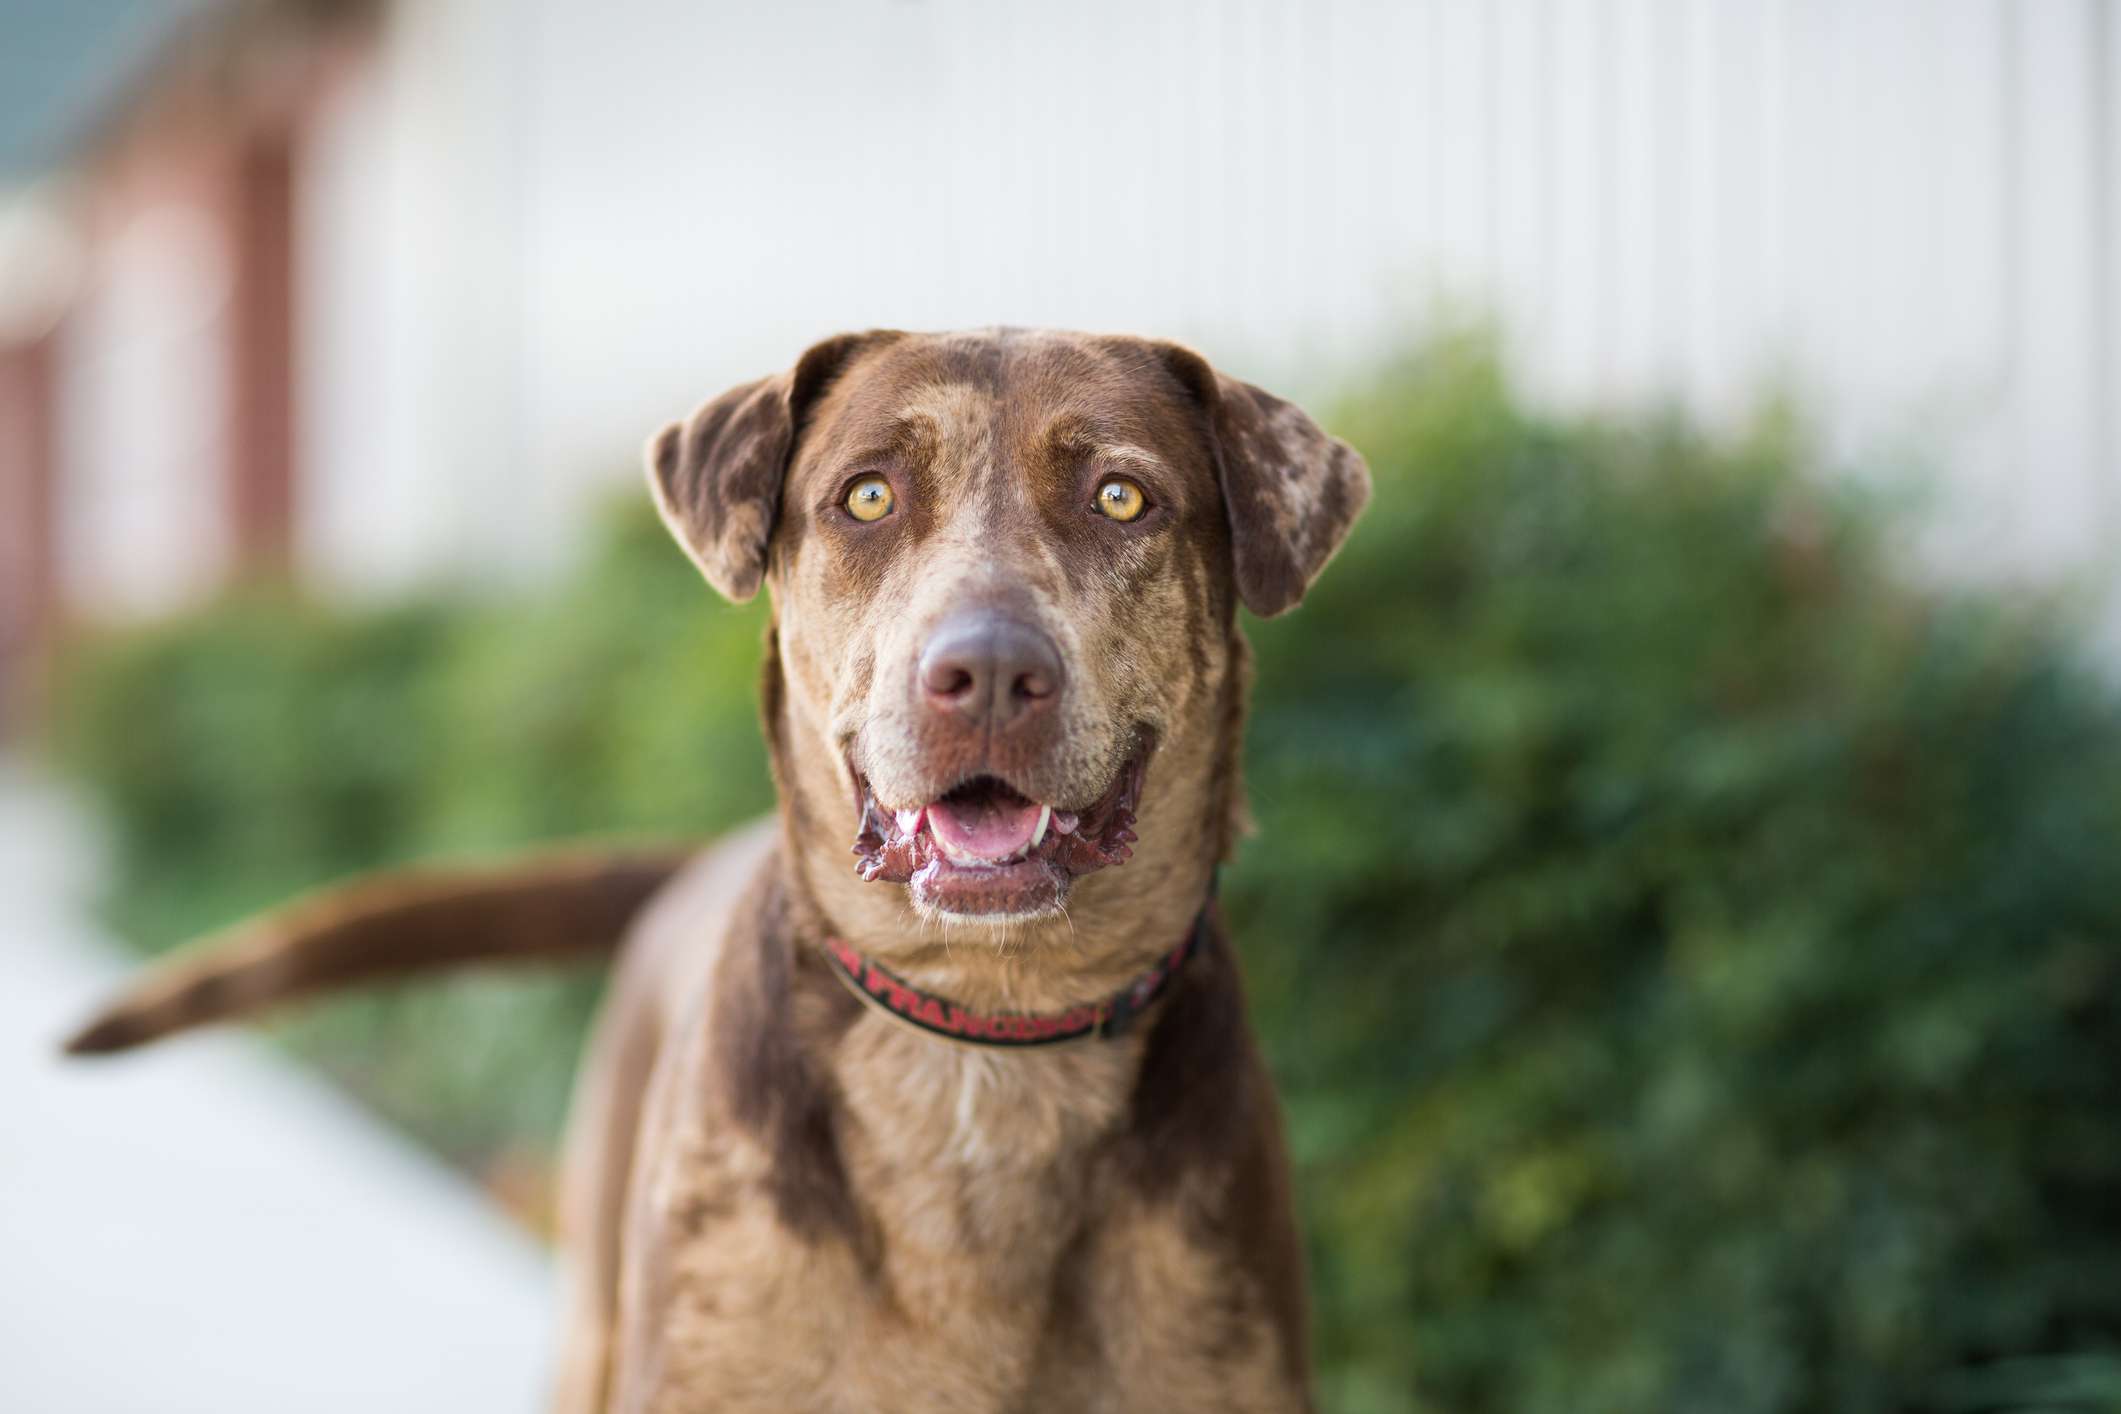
1053, 811, 1079, 835
1030, 804, 1052, 849
895, 807, 924, 836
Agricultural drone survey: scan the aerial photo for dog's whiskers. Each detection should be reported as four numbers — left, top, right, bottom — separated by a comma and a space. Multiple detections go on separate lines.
1054, 898, 1079, 952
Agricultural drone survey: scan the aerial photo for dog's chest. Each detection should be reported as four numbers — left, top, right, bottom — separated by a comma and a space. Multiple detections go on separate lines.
829, 1025, 1140, 1361
618, 1021, 1298, 1413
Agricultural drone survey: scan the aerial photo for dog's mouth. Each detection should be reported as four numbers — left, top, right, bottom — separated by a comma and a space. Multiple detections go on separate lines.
927, 777, 1058, 864
850, 749, 1146, 918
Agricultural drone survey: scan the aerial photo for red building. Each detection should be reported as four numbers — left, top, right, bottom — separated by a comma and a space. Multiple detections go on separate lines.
0, 1, 374, 727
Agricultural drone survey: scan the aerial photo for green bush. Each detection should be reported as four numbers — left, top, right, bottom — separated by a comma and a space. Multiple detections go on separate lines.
48, 337, 2121, 1411
1241, 338, 2121, 1413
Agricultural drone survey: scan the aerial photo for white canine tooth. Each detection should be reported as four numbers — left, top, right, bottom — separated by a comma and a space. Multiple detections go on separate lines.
895, 807, 924, 835
1030, 804, 1051, 849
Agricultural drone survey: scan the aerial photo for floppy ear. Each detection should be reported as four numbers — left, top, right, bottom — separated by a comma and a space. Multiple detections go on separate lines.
646, 332, 892, 601
1159, 345, 1372, 618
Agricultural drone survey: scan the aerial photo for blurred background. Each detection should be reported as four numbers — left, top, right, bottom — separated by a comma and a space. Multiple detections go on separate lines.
4, 2, 2121, 1412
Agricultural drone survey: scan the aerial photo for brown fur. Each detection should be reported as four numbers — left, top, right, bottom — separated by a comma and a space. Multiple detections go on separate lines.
69, 328, 1368, 1414
584, 328, 1366, 1412
63, 846, 692, 1055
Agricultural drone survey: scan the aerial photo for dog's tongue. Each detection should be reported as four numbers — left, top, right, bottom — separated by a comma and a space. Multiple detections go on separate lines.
928, 783, 1045, 861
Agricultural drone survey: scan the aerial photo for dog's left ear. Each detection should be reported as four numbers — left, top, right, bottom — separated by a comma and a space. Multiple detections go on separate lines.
647, 331, 895, 601
1157, 344, 1371, 618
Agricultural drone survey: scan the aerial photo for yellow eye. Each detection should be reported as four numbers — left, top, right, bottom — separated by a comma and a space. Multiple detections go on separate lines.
1094, 477, 1146, 522
844, 476, 894, 522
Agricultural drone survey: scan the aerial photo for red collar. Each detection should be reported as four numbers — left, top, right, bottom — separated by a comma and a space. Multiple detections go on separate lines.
820, 908, 1209, 1048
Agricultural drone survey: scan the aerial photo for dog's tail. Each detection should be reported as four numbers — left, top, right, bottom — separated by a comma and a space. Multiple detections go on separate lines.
62, 844, 694, 1057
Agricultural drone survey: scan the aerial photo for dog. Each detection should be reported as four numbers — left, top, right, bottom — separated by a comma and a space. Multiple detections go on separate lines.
69, 327, 1371, 1412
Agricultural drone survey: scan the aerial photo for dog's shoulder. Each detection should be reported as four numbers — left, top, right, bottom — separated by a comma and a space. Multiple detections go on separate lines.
605, 817, 780, 1038
624, 835, 867, 1248
1081, 925, 1314, 1400
606, 841, 875, 1408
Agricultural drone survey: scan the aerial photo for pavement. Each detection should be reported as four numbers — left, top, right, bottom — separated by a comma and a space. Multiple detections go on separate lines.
0, 761, 558, 1412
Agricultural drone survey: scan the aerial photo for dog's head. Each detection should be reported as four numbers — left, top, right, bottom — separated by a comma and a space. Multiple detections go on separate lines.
649, 329, 1366, 944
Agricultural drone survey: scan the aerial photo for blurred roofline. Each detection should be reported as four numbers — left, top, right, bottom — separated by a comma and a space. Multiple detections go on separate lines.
0, 0, 383, 349
59, 0, 382, 178
2, 0, 212, 182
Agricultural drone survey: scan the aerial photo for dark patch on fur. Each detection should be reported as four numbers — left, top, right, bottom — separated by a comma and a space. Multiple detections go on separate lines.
1113, 921, 1253, 1197
1110, 917, 1311, 1387
708, 861, 868, 1254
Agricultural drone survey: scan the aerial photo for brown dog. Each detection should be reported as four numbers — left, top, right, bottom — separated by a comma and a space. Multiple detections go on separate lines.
69, 328, 1370, 1413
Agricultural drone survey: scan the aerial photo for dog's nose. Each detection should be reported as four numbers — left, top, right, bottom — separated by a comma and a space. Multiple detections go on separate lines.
918, 611, 1063, 729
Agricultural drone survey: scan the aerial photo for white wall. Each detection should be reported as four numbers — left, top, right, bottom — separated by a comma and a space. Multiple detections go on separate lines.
296, 0, 534, 593
59, 199, 231, 616
300, 0, 2121, 592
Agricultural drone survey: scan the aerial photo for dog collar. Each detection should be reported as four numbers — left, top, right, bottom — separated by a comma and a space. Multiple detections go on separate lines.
820, 908, 1208, 1048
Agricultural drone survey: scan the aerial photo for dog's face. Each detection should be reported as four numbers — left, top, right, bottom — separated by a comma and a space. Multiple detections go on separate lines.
650, 329, 1366, 933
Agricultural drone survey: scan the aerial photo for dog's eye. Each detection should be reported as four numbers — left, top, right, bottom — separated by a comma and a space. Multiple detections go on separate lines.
844, 476, 895, 523
1094, 477, 1146, 523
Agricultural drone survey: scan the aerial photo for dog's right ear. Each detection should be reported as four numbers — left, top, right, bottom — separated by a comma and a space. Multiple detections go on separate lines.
646, 332, 894, 601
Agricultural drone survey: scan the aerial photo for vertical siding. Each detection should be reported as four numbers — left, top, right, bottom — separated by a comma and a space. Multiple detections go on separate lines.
2014, 0, 2104, 570
2091, 0, 2120, 548
298, 0, 2121, 587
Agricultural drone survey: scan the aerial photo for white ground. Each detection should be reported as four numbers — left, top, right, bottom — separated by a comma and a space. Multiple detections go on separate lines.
0, 762, 557, 1412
